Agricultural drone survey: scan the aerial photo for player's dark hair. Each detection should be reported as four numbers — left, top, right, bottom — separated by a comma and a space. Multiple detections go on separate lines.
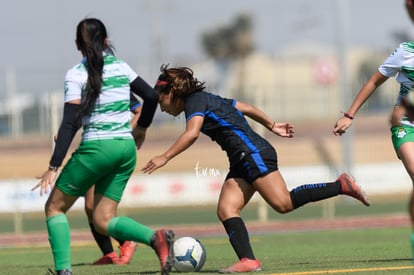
76, 18, 114, 115
154, 64, 205, 98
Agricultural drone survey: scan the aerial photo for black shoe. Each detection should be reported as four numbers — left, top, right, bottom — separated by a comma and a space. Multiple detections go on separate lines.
45, 268, 73, 275
57, 269, 73, 275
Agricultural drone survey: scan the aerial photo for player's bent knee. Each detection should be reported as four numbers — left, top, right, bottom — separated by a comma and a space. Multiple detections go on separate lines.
93, 221, 108, 235
270, 201, 293, 214
217, 207, 241, 222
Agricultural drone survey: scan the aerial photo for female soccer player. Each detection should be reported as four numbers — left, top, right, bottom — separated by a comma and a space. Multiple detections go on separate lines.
87, 95, 141, 266
33, 18, 174, 275
333, 40, 414, 262
143, 64, 370, 273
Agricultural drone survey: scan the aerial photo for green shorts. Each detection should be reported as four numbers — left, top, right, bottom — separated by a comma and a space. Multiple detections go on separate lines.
56, 138, 136, 202
391, 125, 414, 152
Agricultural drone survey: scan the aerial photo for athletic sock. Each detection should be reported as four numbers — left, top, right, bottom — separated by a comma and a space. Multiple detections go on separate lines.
222, 217, 255, 260
88, 223, 114, 255
47, 214, 71, 271
410, 233, 414, 262
290, 181, 341, 209
107, 216, 154, 246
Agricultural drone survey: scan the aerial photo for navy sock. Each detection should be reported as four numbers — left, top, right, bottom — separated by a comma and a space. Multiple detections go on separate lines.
89, 223, 114, 255
290, 180, 341, 209
222, 217, 255, 260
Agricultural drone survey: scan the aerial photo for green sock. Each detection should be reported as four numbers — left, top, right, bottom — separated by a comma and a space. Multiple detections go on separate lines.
107, 216, 154, 246
46, 214, 71, 271
410, 233, 414, 262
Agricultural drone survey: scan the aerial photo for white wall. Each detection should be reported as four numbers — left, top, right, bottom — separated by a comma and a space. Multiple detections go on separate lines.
0, 162, 410, 213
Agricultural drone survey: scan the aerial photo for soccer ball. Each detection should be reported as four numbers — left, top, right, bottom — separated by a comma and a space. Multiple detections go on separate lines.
173, 236, 207, 272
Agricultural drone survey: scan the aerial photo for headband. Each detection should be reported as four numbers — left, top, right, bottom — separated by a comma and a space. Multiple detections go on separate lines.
155, 79, 169, 87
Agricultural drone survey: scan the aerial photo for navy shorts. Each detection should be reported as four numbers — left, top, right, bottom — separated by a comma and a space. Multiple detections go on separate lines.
225, 148, 278, 184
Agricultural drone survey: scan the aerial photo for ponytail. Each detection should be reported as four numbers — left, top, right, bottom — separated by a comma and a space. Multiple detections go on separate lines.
76, 18, 110, 115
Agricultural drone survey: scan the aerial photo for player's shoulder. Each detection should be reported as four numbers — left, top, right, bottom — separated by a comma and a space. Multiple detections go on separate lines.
104, 54, 136, 77
399, 41, 414, 53
104, 54, 125, 64
65, 59, 87, 79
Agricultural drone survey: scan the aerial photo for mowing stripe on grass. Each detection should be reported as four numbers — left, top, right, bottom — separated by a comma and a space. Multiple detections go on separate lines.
272, 265, 414, 274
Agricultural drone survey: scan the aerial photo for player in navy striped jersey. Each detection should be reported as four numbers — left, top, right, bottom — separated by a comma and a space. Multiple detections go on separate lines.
34, 18, 174, 275
143, 65, 369, 273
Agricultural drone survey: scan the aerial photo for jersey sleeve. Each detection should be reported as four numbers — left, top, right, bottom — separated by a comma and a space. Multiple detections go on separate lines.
63, 68, 83, 103
378, 44, 405, 77
121, 62, 138, 82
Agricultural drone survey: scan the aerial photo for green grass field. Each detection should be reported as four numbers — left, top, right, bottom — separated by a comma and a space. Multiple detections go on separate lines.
1, 196, 413, 274
0, 195, 409, 234
0, 227, 413, 275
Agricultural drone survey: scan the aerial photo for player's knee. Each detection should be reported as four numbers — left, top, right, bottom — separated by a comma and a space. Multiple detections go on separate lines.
273, 205, 290, 214
216, 205, 240, 222
269, 200, 293, 214
92, 216, 109, 234
44, 199, 63, 217
93, 222, 107, 235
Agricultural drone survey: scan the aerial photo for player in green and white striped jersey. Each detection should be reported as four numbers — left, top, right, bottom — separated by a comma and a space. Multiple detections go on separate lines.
333, 40, 414, 262
34, 18, 174, 275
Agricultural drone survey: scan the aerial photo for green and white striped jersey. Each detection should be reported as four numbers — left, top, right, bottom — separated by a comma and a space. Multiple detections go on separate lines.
64, 54, 137, 141
379, 42, 414, 126
379, 42, 414, 102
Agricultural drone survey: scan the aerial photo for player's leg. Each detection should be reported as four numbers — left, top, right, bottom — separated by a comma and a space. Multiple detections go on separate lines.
86, 186, 137, 265
45, 187, 79, 274
217, 178, 261, 273
45, 145, 98, 274
94, 194, 174, 274
396, 141, 414, 260
94, 137, 173, 274
255, 169, 369, 213
253, 170, 293, 213
85, 186, 119, 265
409, 190, 414, 263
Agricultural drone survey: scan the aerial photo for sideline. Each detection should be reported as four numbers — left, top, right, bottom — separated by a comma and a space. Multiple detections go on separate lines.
271, 265, 414, 274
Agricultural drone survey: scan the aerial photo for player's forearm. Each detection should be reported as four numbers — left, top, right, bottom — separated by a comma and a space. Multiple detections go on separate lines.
163, 132, 198, 161
49, 103, 81, 167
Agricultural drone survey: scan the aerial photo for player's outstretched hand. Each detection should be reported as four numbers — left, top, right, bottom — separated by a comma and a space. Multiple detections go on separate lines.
142, 155, 168, 174
333, 117, 353, 136
32, 170, 58, 196
271, 122, 295, 138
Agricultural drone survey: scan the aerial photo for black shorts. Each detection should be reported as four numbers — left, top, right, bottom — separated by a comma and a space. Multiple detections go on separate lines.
225, 148, 278, 184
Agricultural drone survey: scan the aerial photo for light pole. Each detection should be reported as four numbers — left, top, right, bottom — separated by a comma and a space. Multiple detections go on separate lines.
337, 0, 353, 173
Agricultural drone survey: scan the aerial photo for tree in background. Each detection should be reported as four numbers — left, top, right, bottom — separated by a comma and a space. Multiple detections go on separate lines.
200, 14, 254, 99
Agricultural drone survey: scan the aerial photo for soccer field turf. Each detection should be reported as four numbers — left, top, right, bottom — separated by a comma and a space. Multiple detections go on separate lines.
0, 227, 413, 275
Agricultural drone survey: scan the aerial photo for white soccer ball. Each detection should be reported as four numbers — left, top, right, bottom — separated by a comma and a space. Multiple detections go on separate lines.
173, 236, 207, 272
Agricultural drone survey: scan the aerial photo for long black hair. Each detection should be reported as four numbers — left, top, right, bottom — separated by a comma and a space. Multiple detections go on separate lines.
76, 18, 114, 115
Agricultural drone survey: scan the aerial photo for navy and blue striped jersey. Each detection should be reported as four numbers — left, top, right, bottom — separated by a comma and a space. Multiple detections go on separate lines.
184, 91, 273, 165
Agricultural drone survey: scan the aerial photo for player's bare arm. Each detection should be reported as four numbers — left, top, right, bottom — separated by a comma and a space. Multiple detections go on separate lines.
235, 101, 294, 138
333, 71, 388, 136
142, 115, 203, 174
